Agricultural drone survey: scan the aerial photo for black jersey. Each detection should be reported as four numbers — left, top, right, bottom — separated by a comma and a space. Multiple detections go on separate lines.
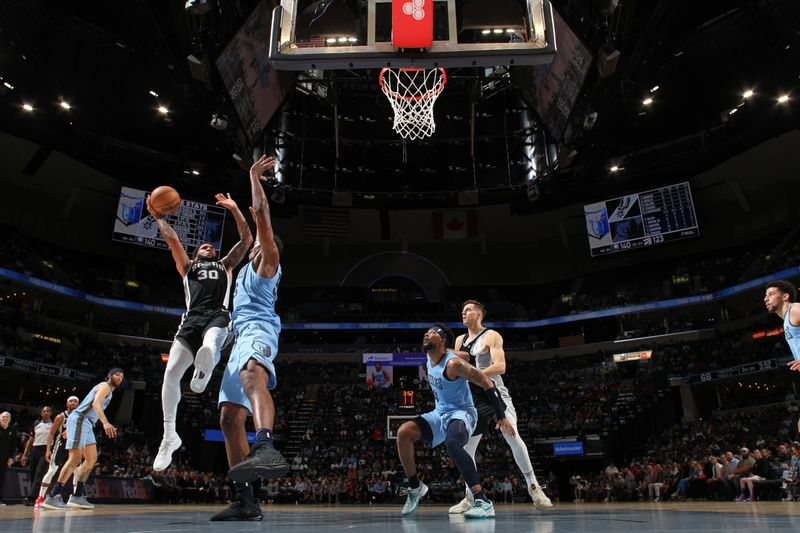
183, 259, 232, 311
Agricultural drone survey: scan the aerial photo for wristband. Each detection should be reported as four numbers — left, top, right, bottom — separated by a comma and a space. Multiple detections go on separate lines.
486, 387, 507, 420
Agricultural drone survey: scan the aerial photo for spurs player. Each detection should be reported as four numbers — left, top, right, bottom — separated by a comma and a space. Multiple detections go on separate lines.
449, 300, 552, 513
34, 395, 80, 507
148, 192, 253, 471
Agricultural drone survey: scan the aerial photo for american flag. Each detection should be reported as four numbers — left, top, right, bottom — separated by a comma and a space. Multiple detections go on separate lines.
303, 208, 350, 238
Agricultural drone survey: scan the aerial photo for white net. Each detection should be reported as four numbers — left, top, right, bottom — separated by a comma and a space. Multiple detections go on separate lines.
379, 67, 447, 140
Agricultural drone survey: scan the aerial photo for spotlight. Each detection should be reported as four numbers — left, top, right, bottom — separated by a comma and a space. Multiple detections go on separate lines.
191, 170, 200, 176
149, 90, 159, 97
3, 81, 13, 90
158, 105, 169, 115
185, 0, 210, 16
642, 97, 653, 106
59, 101, 71, 110
728, 108, 738, 115
777, 94, 790, 104
742, 89, 754, 99
610, 165, 620, 172
650, 85, 660, 93
22, 103, 34, 112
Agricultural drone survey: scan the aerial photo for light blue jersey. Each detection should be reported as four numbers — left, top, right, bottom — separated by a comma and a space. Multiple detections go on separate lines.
231, 262, 281, 333
784, 303, 800, 360
73, 382, 113, 424
66, 381, 113, 449
427, 351, 475, 413
420, 351, 477, 447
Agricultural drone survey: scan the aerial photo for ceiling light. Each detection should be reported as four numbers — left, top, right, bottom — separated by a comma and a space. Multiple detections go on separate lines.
728, 108, 738, 115
505, 29, 515, 33
642, 97, 653, 106
158, 106, 169, 114
347, 37, 357, 43
610, 165, 620, 172
149, 90, 159, 97
742, 89, 754, 99
3, 81, 13, 90
59, 101, 71, 110
326, 38, 337, 44
650, 85, 660, 93
22, 103, 33, 112
338, 37, 348, 43
493, 29, 503, 34
777, 94, 790, 104
481, 29, 491, 35
191, 170, 200, 176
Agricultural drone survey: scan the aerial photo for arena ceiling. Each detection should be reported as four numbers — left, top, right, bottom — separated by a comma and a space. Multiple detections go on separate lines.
0, 0, 798, 212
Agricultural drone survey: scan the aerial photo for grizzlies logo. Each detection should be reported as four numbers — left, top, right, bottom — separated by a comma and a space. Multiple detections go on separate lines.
251, 339, 273, 359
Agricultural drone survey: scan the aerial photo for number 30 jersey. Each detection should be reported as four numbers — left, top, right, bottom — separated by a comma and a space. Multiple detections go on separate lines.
184, 259, 232, 311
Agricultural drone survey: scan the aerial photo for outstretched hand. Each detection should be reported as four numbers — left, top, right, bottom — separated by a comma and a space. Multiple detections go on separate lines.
145, 196, 163, 219
250, 155, 276, 182
215, 193, 238, 211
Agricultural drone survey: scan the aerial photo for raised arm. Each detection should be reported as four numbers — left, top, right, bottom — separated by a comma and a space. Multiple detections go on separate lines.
480, 330, 506, 377
146, 196, 191, 276
216, 193, 253, 270
248, 155, 280, 279
92, 384, 117, 439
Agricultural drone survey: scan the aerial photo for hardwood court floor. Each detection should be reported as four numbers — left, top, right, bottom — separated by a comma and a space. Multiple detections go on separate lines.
2, 502, 799, 533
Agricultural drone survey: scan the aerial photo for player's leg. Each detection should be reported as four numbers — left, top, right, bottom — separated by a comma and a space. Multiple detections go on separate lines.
37, 453, 62, 505
444, 419, 493, 518
154, 338, 194, 471
210, 402, 261, 521
451, 399, 492, 514
397, 417, 431, 515
42, 448, 81, 510
190, 320, 229, 393
500, 407, 552, 507
228, 358, 288, 482
67, 445, 96, 509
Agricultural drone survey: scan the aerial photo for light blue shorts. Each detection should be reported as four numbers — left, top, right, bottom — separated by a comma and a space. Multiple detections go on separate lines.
65, 413, 96, 449
218, 322, 278, 413
420, 407, 477, 448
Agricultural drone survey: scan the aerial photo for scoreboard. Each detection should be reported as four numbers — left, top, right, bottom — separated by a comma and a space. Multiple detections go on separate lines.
112, 186, 226, 252
584, 182, 699, 257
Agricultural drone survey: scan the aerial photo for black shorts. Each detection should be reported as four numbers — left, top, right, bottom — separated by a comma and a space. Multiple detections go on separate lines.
53, 441, 67, 467
175, 308, 230, 353
469, 383, 496, 437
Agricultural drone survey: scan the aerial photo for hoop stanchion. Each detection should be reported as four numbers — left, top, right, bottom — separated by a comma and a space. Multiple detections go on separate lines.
379, 67, 447, 140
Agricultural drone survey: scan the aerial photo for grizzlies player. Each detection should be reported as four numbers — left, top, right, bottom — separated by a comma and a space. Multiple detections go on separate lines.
764, 280, 800, 434
147, 192, 253, 471
211, 155, 289, 521
42, 369, 124, 510
396, 323, 515, 518
35, 395, 79, 507
450, 300, 552, 513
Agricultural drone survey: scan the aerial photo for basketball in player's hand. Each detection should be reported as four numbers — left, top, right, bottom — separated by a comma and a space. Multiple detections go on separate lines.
150, 186, 181, 215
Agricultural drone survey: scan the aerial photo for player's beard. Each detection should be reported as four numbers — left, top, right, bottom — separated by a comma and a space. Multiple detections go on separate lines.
422, 340, 436, 352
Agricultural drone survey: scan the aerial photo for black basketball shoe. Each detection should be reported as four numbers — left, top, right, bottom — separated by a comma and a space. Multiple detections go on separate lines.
228, 443, 290, 483
209, 496, 263, 521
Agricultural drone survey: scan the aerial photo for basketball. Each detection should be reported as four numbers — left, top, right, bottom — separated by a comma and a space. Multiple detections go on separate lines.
150, 186, 181, 215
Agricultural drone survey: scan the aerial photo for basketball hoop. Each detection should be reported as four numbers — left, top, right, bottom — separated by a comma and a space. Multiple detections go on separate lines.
379, 67, 447, 140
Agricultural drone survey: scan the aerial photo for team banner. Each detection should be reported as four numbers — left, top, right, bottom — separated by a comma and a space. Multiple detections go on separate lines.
2, 468, 154, 501
0, 355, 97, 382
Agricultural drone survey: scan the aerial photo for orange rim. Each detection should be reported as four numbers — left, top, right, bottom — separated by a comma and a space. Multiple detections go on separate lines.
379, 67, 447, 102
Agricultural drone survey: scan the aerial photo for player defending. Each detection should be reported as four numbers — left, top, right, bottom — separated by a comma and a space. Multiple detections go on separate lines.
450, 300, 552, 513
148, 191, 253, 471
42, 369, 124, 510
396, 323, 515, 518
34, 395, 79, 507
765, 280, 800, 434
211, 155, 289, 521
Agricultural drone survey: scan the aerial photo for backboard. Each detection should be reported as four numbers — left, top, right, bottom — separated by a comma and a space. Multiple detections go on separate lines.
270, 0, 556, 70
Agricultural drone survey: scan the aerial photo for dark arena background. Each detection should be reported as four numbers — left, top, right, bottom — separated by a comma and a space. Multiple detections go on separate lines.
1, 0, 800, 531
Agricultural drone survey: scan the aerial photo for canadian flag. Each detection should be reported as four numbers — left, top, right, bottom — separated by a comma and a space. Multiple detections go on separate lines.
432, 210, 478, 240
